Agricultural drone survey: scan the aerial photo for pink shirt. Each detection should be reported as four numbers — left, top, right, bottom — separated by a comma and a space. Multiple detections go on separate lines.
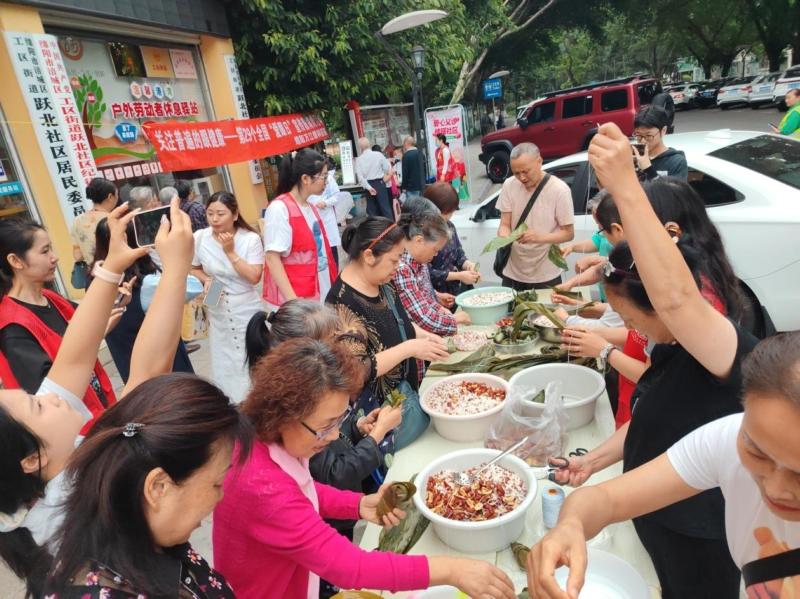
212, 441, 430, 598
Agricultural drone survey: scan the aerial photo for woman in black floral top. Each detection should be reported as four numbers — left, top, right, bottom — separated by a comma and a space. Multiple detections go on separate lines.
43, 374, 252, 599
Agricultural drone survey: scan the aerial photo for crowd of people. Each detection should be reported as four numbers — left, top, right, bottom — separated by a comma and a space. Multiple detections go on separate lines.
0, 103, 797, 599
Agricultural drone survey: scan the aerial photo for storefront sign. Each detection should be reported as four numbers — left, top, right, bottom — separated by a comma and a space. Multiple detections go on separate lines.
0, 181, 22, 197
140, 46, 175, 79
223, 54, 263, 184
110, 100, 200, 120
4, 32, 98, 225
170, 48, 197, 79
425, 105, 472, 202
143, 114, 329, 172
339, 140, 355, 185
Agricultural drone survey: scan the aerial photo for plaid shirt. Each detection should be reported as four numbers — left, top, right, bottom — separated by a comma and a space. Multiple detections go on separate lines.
429, 221, 468, 294
392, 250, 457, 336
181, 198, 208, 232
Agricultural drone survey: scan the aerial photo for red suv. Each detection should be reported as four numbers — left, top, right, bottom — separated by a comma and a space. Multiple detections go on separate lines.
479, 75, 657, 182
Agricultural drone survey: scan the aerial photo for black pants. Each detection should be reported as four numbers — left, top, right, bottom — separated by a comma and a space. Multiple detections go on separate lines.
366, 179, 393, 219
634, 517, 740, 599
501, 274, 562, 291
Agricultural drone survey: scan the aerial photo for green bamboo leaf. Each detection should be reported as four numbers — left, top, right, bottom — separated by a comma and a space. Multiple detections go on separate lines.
549, 286, 582, 300
481, 223, 527, 255
548, 244, 568, 270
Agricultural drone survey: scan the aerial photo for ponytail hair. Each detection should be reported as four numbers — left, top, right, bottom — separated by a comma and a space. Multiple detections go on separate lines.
205, 191, 256, 233
436, 133, 448, 146
0, 219, 45, 299
245, 300, 339, 368
276, 149, 326, 196
340, 216, 405, 260
398, 196, 449, 243
0, 405, 49, 597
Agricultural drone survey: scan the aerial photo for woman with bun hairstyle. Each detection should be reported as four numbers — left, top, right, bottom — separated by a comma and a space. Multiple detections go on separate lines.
327, 217, 450, 449
70, 177, 118, 269
263, 149, 337, 307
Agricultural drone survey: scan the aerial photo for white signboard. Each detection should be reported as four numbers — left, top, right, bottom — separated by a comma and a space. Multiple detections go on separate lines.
4, 32, 98, 226
338, 140, 355, 186
223, 54, 263, 185
425, 104, 472, 202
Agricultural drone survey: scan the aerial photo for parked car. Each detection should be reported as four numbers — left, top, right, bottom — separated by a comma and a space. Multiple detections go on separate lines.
454, 131, 800, 334
669, 84, 702, 109
747, 72, 782, 108
478, 74, 657, 182
772, 65, 800, 110
695, 79, 731, 108
717, 76, 757, 109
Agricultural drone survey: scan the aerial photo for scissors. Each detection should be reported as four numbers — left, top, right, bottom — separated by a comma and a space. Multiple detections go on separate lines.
532, 448, 589, 484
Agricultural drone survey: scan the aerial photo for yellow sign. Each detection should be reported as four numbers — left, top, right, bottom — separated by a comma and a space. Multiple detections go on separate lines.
140, 46, 175, 79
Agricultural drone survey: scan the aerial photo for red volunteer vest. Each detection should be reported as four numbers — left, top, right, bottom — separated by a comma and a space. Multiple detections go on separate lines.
435, 147, 455, 182
0, 289, 116, 433
262, 193, 337, 305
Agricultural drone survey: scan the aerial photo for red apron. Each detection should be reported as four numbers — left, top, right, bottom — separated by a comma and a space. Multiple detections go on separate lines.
263, 193, 337, 305
0, 290, 116, 434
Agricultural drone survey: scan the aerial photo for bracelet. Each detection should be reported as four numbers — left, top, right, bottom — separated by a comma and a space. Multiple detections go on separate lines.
92, 261, 124, 286
598, 343, 616, 371
229, 254, 241, 265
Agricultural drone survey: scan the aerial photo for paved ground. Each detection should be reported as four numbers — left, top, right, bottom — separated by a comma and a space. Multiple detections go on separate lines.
0, 103, 779, 596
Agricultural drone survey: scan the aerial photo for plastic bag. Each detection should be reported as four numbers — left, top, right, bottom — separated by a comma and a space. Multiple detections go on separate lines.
140, 273, 204, 312
485, 381, 567, 466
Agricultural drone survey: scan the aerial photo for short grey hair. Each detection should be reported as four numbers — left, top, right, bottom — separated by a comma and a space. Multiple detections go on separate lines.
128, 186, 155, 210
399, 196, 450, 243
358, 137, 372, 151
270, 299, 339, 346
510, 142, 541, 160
158, 186, 178, 205
403, 135, 416, 147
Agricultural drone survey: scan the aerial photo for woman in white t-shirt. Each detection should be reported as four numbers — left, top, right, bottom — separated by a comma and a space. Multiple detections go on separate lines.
526, 123, 800, 598
308, 164, 344, 267
0, 200, 195, 597
191, 191, 265, 404
263, 149, 337, 309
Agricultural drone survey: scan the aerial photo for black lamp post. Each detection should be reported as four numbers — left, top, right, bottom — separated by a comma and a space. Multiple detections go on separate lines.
375, 10, 447, 191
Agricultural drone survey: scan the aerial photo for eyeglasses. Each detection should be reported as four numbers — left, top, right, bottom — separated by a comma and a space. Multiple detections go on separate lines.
300, 405, 352, 441
634, 132, 659, 142
311, 170, 329, 181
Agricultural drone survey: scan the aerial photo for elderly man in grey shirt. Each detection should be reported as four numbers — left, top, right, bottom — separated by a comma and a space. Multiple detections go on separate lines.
355, 137, 393, 219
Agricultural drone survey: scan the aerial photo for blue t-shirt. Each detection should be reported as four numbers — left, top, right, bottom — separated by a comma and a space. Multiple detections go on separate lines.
591, 231, 613, 301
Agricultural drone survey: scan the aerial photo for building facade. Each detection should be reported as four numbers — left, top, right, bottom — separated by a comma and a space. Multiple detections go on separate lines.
0, 0, 267, 295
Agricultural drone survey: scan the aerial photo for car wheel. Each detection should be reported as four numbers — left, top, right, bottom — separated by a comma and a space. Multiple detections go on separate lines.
486, 150, 510, 183
720, 104, 729, 111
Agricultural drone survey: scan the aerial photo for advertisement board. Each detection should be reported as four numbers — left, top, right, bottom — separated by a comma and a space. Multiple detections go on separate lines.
425, 105, 471, 202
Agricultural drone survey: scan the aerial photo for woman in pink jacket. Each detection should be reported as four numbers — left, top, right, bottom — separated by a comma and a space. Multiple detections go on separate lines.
213, 338, 516, 599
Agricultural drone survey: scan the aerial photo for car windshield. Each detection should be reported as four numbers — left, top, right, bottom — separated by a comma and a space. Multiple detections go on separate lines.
710, 135, 800, 190
783, 67, 800, 79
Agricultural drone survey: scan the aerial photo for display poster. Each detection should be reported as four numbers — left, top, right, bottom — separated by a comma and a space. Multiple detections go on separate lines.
338, 140, 355, 185
58, 36, 209, 171
4, 32, 98, 225
224, 54, 263, 184
142, 113, 329, 172
425, 105, 472, 202
170, 49, 198, 79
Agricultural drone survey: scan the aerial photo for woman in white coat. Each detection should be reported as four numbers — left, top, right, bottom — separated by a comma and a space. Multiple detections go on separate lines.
191, 191, 264, 403
308, 163, 345, 268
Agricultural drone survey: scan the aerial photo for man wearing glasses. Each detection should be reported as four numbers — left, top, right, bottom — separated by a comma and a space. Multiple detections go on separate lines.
631, 106, 688, 180
496, 142, 575, 291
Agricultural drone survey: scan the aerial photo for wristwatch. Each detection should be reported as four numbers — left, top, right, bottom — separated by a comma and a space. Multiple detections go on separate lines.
598, 343, 616, 370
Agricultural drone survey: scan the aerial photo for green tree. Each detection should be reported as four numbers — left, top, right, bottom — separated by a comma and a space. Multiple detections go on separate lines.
742, 0, 799, 70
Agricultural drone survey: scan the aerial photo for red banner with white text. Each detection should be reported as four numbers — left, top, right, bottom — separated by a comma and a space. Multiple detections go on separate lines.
142, 113, 329, 171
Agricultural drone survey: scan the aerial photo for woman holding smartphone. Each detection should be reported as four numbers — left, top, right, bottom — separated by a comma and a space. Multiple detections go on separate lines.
191, 191, 265, 404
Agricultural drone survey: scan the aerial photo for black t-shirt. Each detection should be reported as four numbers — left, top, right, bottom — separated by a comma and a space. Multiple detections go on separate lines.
0, 298, 68, 393
326, 278, 418, 402
624, 321, 758, 539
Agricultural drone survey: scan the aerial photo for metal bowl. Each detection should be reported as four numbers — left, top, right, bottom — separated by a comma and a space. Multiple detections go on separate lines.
492, 334, 539, 357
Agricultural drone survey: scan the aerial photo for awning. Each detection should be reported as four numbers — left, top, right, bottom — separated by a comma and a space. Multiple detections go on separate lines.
142, 113, 328, 172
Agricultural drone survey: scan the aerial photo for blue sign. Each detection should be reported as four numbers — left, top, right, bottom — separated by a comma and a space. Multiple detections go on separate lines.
114, 122, 139, 144
483, 78, 503, 100
0, 181, 23, 197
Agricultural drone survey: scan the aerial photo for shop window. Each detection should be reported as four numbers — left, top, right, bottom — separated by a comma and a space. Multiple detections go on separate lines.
0, 126, 33, 222
601, 89, 629, 112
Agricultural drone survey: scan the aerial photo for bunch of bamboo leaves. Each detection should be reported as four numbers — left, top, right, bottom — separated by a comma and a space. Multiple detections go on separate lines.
481, 223, 528, 254
377, 474, 430, 554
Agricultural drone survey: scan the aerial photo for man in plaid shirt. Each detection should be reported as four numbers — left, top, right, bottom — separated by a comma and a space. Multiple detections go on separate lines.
176, 179, 208, 232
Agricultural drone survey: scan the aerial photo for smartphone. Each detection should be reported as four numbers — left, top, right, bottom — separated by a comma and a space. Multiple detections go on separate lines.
204, 278, 224, 307
629, 138, 646, 154
132, 205, 171, 247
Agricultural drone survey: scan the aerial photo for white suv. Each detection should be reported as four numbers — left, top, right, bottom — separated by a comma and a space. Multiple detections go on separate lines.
452, 131, 800, 334
772, 66, 800, 110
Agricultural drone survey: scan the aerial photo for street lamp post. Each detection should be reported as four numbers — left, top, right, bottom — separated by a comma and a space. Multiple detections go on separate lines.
488, 69, 510, 131
376, 10, 448, 190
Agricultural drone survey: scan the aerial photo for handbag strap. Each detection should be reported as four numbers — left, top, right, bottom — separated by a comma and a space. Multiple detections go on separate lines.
381, 284, 411, 377
514, 173, 551, 230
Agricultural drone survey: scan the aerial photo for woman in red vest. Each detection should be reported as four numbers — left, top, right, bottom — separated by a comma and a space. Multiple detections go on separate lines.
0, 219, 118, 424
434, 133, 455, 183
263, 149, 337, 308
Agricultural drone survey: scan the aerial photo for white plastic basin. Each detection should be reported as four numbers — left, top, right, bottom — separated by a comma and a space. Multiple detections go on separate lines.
413, 448, 537, 553
420, 373, 509, 442
508, 363, 606, 430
